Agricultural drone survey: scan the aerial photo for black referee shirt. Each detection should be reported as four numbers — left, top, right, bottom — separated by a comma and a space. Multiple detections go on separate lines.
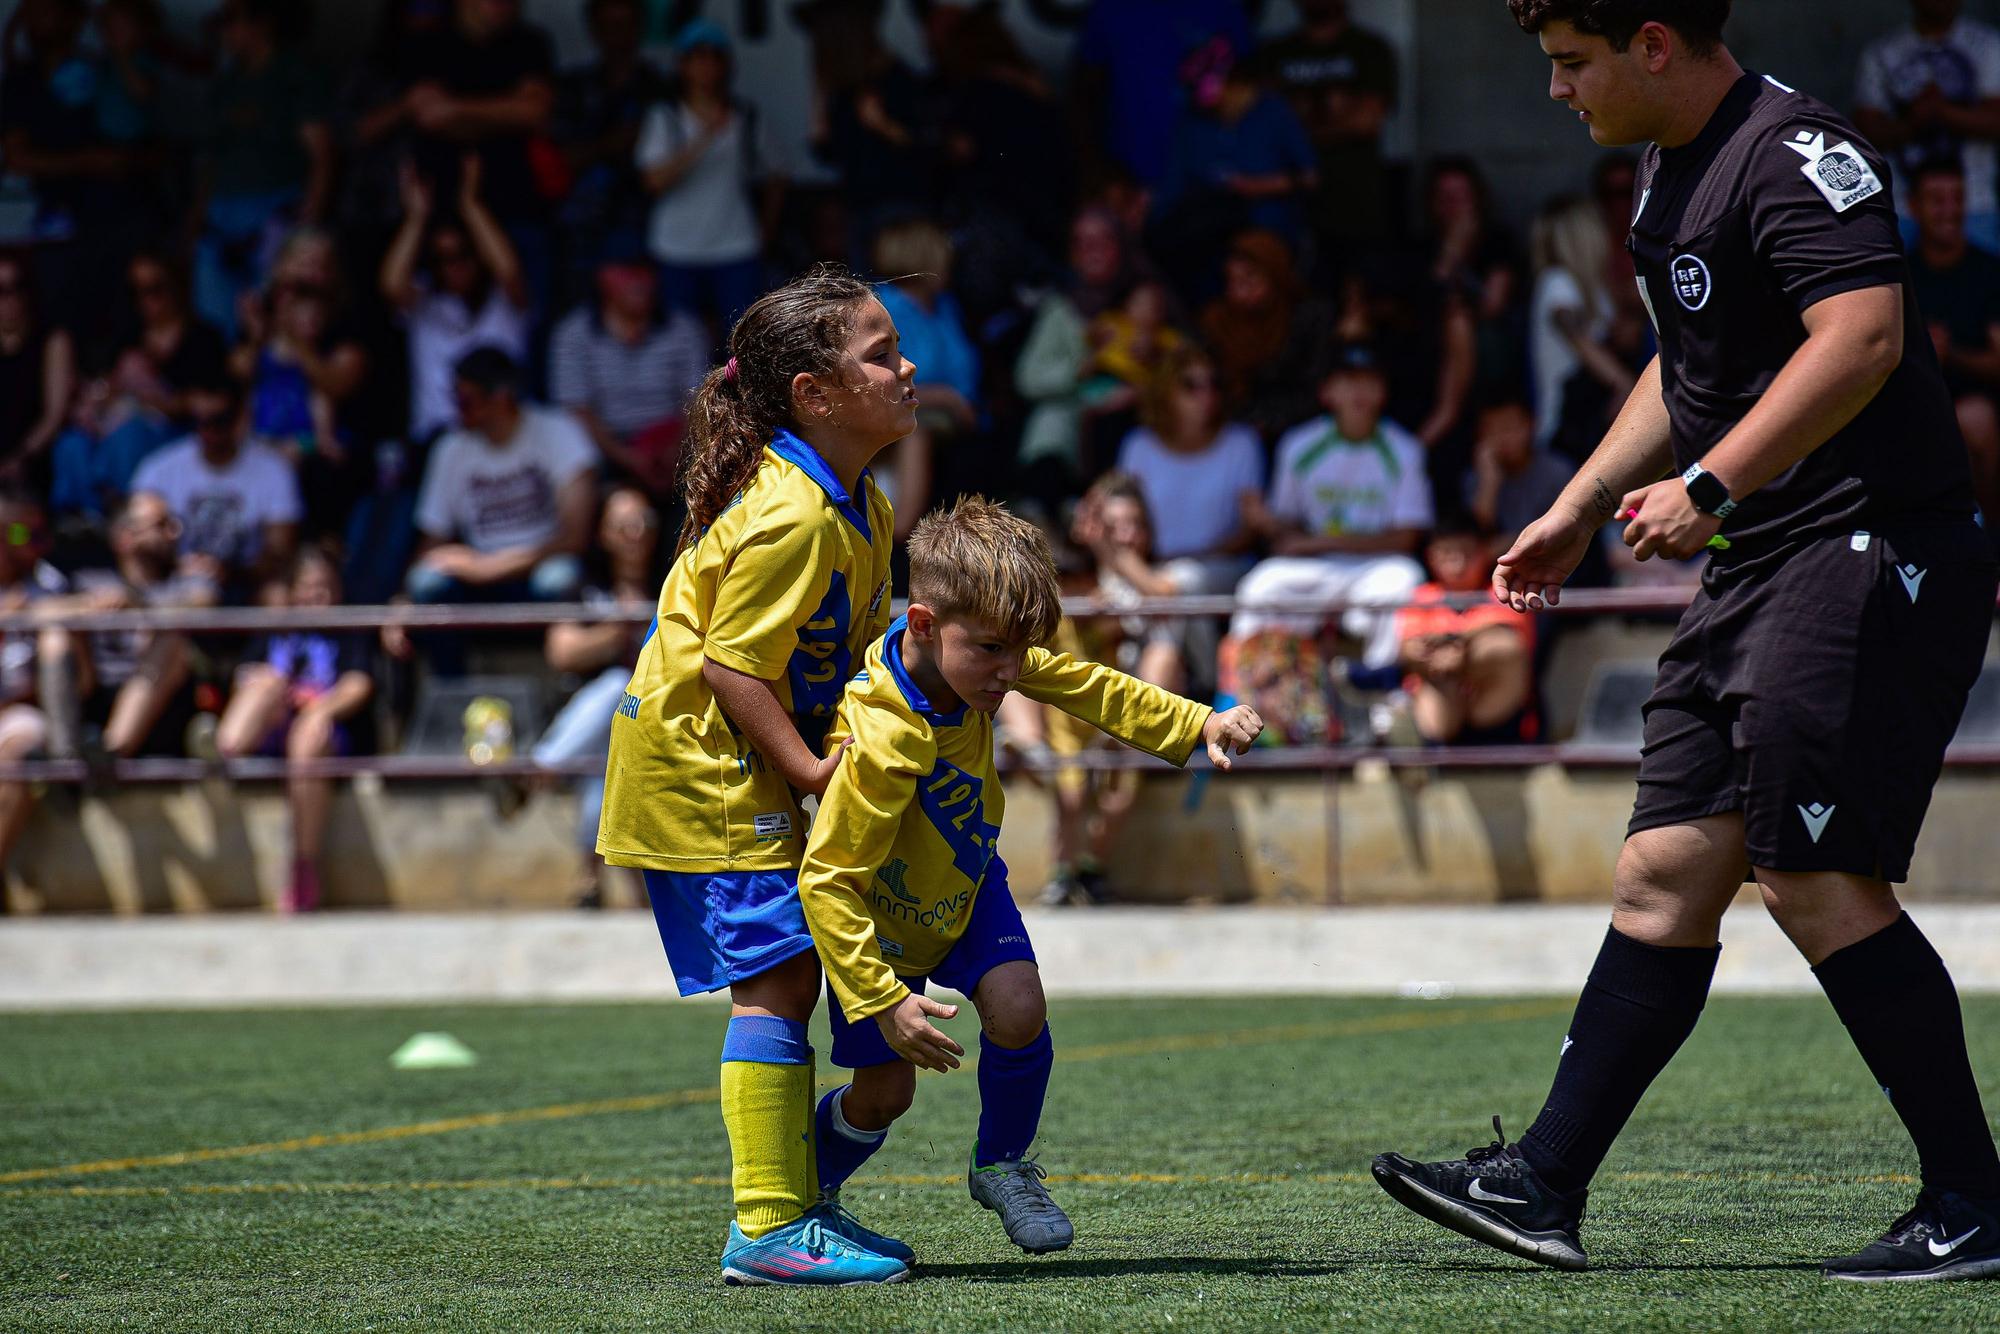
1630, 72, 1975, 562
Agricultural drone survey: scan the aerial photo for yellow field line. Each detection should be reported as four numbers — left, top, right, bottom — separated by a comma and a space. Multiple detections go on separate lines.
0, 1165, 1919, 1201
0, 1088, 716, 1185
0, 1000, 1569, 1186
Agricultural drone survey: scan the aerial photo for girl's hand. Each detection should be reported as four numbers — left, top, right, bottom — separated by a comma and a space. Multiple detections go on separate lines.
803, 737, 854, 797
874, 992, 962, 1072
1204, 704, 1264, 769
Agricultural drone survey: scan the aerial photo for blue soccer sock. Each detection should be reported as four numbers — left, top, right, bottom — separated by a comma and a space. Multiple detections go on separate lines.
974, 1025, 1054, 1167
815, 1085, 889, 1195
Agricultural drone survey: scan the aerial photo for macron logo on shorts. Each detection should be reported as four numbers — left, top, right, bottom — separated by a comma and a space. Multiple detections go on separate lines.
1798, 802, 1836, 844
1897, 564, 1927, 604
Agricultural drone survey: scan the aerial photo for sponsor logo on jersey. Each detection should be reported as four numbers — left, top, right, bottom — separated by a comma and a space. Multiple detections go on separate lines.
876, 857, 921, 905
1784, 129, 1885, 213
753, 811, 794, 841
1670, 254, 1712, 311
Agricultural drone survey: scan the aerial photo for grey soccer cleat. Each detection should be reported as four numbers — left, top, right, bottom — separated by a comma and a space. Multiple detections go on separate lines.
967, 1146, 1074, 1254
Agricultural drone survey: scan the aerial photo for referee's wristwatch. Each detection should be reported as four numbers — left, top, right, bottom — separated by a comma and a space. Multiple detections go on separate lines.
1681, 462, 1737, 521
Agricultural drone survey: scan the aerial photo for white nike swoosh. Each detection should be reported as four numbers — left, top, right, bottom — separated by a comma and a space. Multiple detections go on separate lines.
1929, 1225, 1981, 1257
1467, 1178, 1528, 1206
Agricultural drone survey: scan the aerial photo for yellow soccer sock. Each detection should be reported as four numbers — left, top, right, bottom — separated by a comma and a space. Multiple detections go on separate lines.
719, 1015, 815, 1238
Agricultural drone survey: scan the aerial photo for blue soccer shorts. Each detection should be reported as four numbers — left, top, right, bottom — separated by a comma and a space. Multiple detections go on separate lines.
825, 858, 1037, 1069
643, 868, 816, 996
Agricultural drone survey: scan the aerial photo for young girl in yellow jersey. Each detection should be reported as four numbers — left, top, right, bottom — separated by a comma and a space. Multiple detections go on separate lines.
596, 267, 915, 1285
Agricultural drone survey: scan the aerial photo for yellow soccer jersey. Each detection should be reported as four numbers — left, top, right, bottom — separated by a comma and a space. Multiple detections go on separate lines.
597, 430, 894, 872
800, 616, 1212, 1020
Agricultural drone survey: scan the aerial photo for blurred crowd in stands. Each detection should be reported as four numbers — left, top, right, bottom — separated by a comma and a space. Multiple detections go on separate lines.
0, 0, 1996, 909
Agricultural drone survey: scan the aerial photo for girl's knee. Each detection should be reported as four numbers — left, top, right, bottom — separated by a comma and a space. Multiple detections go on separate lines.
847, 1062, 916, 1124
731, 949, 821, 1022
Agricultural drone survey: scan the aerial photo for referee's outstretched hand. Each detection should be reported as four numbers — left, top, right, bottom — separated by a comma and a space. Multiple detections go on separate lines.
1492, 510, 1594, 613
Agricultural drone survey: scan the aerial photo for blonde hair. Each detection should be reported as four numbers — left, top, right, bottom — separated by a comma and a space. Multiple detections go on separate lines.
1531, 193, 1609, 322
907, 495, 1063, 647
871, 219, 953, 284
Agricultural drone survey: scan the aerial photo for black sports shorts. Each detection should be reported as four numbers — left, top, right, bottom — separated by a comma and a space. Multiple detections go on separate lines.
1627, 522, 1997, 881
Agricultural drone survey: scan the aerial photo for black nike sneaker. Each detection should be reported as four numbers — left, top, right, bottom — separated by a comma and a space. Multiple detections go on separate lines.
1823, 1188, 2000, 1282
1371, 1117, 1589, 1271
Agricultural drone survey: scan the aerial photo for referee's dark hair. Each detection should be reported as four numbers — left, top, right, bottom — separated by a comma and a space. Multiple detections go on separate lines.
1507, 1, 1729, 55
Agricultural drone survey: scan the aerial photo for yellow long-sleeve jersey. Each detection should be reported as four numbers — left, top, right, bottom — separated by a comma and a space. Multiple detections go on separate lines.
799, 616, 1212, 1021
597, 431, 894, 872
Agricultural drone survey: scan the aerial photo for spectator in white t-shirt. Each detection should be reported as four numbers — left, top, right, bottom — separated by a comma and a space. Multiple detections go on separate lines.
129, 370, 302, 599
636, 20, 779, 337
405, 347, 595, 612
1232, 344, 1430, 669
1113, 343, 1265, 597
1858, 0, 2000, 254
379, 156, 532, 442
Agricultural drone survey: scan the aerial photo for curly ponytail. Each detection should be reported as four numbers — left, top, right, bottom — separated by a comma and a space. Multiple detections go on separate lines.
676, 264, 875, 554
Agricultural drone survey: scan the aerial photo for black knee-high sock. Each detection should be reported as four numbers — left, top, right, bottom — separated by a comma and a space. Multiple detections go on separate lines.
1813, 912, 2000, 1197
1518, 927, 1720, 1196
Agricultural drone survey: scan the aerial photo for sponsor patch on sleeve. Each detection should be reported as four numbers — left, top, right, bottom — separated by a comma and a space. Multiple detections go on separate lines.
1783, 128, 1885, 213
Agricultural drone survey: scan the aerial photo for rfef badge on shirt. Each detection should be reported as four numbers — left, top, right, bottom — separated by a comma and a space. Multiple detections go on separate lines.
1785, 130, 1885, 213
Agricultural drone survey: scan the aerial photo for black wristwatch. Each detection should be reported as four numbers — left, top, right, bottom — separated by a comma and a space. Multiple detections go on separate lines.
1681, 462, 1737, 520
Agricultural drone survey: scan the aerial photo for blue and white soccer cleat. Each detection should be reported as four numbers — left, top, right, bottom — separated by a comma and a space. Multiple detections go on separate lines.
719, 1214, 910, 1286
807, 1190, 917, 1264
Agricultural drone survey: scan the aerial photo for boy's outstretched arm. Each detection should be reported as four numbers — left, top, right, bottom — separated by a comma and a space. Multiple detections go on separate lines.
798, 714, 964, 1071
1014, 649, 1264, 768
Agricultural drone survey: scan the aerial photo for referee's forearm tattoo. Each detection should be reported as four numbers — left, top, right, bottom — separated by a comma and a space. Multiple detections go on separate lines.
1591, 478, 1617, 519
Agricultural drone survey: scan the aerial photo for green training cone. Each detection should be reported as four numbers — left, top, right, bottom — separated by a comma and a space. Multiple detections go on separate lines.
390, 1032, 478, 1070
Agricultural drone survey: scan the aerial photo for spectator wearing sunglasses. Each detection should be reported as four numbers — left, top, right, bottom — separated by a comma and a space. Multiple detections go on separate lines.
49, 251, 229, 518
128, 366, 301, 600
41, 491, 217, 762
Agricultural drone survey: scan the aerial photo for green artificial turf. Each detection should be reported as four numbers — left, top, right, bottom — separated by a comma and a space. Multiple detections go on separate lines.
5, 993, 2000, 1331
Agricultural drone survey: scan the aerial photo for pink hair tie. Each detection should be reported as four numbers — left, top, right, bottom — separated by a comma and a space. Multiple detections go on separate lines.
723, 357, 740, 383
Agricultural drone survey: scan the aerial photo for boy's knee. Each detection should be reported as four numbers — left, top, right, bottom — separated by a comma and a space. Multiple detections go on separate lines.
977, 968, 1049, 1050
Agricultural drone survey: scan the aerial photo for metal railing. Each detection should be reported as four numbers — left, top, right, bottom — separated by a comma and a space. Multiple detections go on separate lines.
7, 586, 1998, 785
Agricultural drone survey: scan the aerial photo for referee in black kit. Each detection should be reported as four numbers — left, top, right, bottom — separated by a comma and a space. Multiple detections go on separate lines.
1371, 1, 2000, 1281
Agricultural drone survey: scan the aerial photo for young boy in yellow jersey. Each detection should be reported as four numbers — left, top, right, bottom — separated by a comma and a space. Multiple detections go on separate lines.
596, 268, 916, 1285
798, 498, 1264, 1254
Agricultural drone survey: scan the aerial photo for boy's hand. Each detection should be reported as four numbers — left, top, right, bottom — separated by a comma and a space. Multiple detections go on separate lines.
1204, 705, 1264, 769
803, 738, 854, 797
875, 993, 963, 1072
